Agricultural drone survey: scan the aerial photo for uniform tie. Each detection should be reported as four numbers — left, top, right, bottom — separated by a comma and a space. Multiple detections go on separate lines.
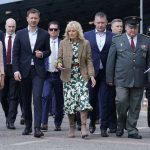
130, 37, 135, 50
6, 35, 12, 64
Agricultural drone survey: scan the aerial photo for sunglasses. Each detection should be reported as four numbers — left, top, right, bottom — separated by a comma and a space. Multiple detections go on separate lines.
49, 28, 58, 31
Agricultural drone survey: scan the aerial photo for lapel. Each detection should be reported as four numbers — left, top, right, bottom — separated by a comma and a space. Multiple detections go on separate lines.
91, 30, 100, 53
66, 40, 73, 57
33, 28, 41, 52
136, 34, 142, 51
101, 31, 109, 52
24, 28, 32, 53
122, 33, 132, 52
78, 40, 83, 60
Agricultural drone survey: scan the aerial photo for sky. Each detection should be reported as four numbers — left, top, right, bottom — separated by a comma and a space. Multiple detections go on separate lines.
0, 0, 23, 5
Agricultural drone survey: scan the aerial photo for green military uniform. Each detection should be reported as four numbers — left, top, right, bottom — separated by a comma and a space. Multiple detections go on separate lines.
106, 33, 150, 136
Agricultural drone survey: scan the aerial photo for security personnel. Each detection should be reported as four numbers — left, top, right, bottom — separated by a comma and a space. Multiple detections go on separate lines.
106, 16, 150, 139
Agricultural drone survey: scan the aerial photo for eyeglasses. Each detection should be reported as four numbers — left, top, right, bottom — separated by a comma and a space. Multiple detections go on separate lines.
49, 28, 58, 31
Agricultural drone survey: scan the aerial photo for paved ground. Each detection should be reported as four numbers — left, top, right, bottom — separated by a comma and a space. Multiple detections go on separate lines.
0, 105, 150, 150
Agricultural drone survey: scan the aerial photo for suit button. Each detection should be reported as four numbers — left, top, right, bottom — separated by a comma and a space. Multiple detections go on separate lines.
133, 67, 135, 70
133, 59, 135, 62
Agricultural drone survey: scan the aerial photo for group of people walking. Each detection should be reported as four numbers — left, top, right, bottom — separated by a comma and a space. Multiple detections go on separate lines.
0, 8, 150, 140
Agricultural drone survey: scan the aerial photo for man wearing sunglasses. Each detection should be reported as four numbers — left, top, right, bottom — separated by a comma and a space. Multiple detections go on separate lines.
41, 21, 64, 131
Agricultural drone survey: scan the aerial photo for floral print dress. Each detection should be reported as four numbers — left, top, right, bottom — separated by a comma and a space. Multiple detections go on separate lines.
63, 41, 92, 114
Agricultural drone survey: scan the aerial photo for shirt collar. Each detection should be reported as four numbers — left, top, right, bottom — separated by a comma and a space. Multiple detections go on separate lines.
126, 33, 137, 40
28, 26, 38, 33
6, 32, 15, 38
95, 29, 106, 34
50, 37, 58, 43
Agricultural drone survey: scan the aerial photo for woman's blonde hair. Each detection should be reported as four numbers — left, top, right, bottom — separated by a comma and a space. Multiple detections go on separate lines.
64, 21, 85, 40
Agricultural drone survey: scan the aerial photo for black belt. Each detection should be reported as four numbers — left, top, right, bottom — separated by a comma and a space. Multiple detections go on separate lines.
71, 63, 79, 67
47, 71, 59, 75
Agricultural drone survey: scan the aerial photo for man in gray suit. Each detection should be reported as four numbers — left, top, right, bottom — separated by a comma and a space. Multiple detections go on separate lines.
106, 16, 150, 139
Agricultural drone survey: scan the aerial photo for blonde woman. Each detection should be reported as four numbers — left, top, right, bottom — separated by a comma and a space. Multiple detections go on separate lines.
0, 41, 4, 89
57, 21, 96, 138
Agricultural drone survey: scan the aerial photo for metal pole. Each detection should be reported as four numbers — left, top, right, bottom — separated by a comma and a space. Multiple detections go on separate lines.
140, 0, 143, 34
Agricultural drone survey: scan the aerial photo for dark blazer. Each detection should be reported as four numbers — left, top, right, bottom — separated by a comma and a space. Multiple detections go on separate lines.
106, 33, 150, 87
0, 30, 6, 71
84, 30, 113, 75
12, 27, 51, 78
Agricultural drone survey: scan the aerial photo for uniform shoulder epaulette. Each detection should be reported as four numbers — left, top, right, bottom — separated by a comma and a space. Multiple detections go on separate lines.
141, 34, 150, 38
113, 34, 121, 38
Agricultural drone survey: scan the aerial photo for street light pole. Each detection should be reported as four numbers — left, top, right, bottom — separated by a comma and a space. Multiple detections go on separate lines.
140, 0, 143, 34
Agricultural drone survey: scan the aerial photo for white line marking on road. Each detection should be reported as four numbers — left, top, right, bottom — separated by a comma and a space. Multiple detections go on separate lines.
12, 139, 49, 146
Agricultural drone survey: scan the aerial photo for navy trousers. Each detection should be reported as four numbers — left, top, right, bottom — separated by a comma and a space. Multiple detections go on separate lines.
42, 72, 64, 127
21, 67, 45, 129
89, 69, 110, 130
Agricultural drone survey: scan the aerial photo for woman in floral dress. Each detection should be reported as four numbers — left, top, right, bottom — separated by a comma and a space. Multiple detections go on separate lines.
57, 21, 96, 138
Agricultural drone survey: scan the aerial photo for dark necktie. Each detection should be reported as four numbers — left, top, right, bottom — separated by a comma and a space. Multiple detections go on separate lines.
6, 36, 12, 64
130, 37, 135, 50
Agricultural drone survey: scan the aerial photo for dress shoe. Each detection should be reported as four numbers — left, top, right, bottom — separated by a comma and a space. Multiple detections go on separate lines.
101, 129, 109, 137
34, 128, 44, 138
116, 128, 124, 137
20, 117, 25, 125
54, 126, 61, 131
40, 125, 48, 131
128, 133, 142, 139
76, 124, 81, 131
109, 128, 116, 133
89, 122, 96, 134
22, 127, 32, 135
6, 122, 16, 129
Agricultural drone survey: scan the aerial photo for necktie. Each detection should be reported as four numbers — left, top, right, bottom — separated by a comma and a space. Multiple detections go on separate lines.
6, 36, 12, 64
130, 37, 135, 50
50, 41, 56, 72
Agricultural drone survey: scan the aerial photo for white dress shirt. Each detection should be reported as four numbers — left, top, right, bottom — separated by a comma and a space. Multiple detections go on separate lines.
5, 33, 15, 64
28, 26, 38, 65
126, 33, 137, 48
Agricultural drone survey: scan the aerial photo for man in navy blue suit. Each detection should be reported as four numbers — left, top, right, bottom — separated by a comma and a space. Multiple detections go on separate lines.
12, 8, 50, 138
84, 12, 113, 137
41, 21, 64, 131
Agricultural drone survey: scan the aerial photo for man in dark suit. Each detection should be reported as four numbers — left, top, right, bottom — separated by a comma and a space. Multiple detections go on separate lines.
12, 8, 50, 138
106, 16, 150, 139
41, 21, 64, 131
84, 12, 113, 137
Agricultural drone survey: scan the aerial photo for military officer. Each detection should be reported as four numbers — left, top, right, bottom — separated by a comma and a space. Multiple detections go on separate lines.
106, 16, 150, 139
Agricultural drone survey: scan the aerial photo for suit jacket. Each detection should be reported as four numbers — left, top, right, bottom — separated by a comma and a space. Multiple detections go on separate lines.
58, 39, 95, 82
84, 30, 113, 75
106, 33, 150, 87
12, 27, 51, 78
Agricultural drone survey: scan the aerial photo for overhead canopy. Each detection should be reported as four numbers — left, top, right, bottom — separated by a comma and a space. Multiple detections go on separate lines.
0, 0, 149, 34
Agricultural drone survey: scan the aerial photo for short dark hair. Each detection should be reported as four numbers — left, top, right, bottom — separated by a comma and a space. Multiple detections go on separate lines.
27, 8, 40, 17
95, 12, 107, 19
111, 19, 123, 25
48, 21, 60, 29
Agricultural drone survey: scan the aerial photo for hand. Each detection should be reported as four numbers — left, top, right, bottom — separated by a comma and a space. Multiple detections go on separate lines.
14, 71, 22, 81
90, 76, 96, 87
57, 63, 66, 70
35, 50, 43, 58
0, 74, 5, 89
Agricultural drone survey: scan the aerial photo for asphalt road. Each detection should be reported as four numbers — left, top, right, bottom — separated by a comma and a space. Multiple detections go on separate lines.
0, 106, 149, 150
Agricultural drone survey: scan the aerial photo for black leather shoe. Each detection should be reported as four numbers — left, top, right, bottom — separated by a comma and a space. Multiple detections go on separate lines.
6, 122, 16, 129
128, 133, 142, 139
20, 117, 25, 125
40, 125, 48, 131
77, 124, 81, 131
101, 129, 109, 137
116, 128, 124, 137
89, 122, 96, 134
34, 128, 44, 138
22, 127, 32, 135
109, 128, 116, 133
54, 126, 61, 131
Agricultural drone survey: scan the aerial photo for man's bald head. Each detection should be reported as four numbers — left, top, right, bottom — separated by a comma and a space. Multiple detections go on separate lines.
5, 18, 16, 35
